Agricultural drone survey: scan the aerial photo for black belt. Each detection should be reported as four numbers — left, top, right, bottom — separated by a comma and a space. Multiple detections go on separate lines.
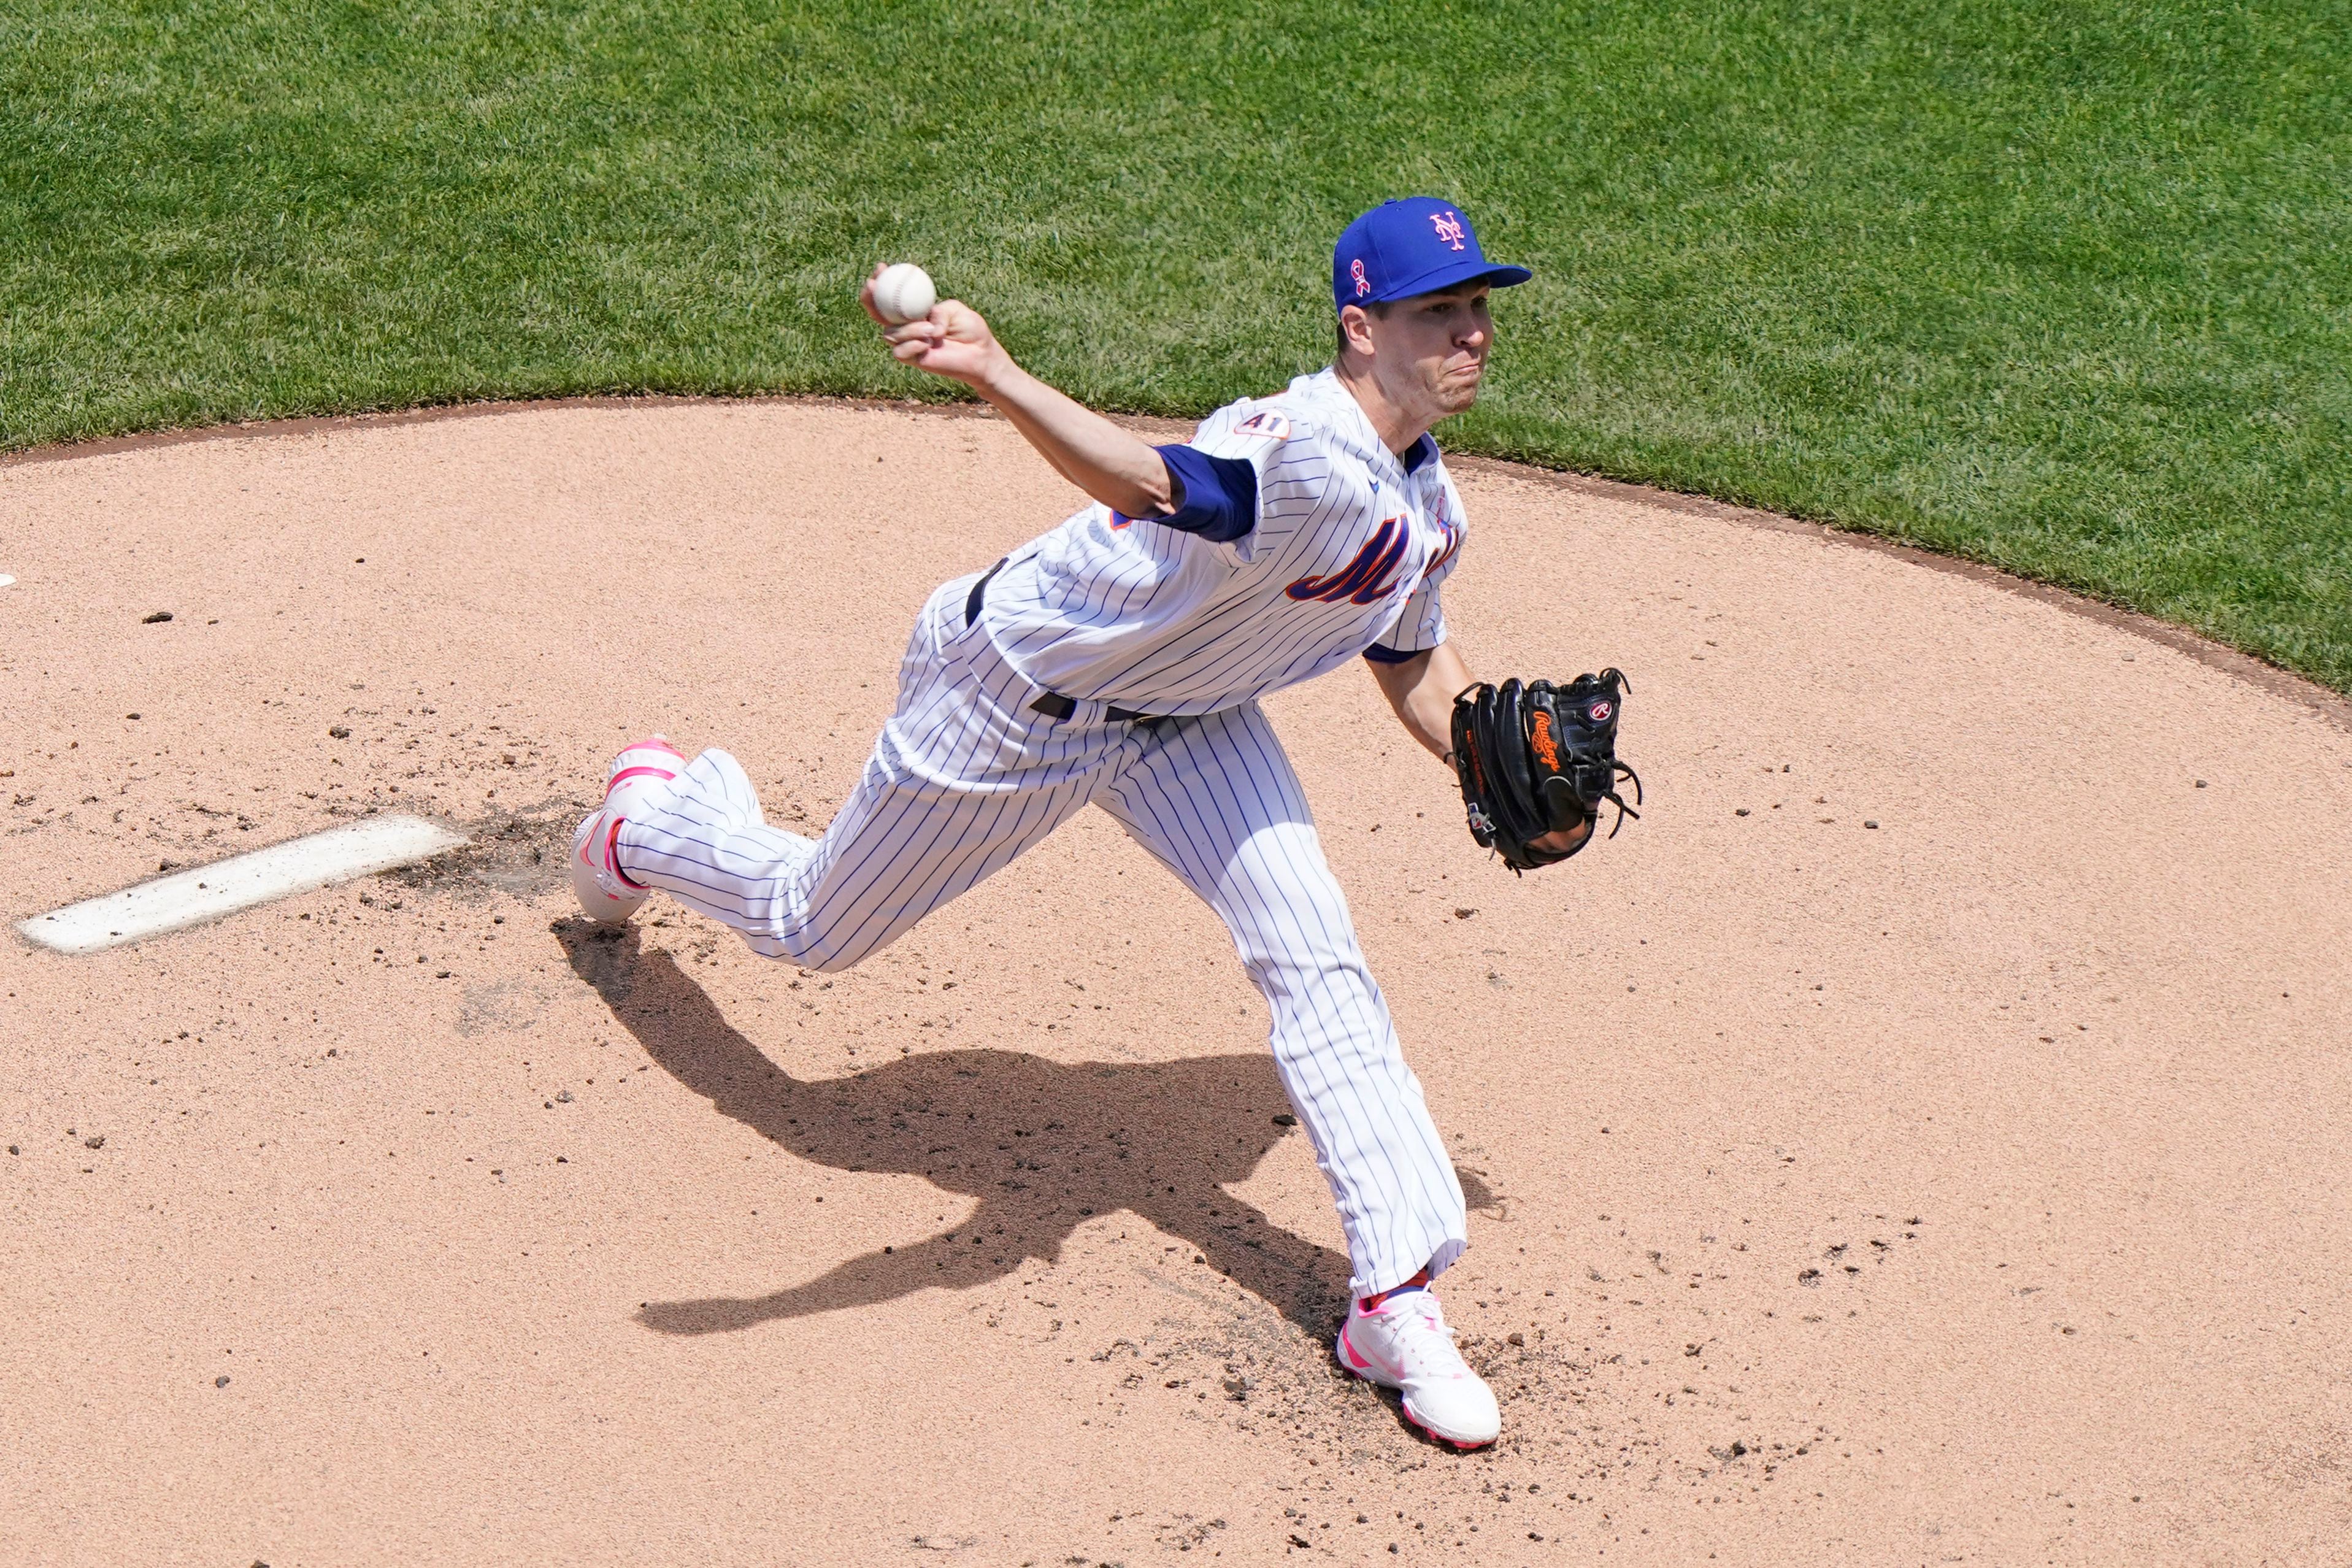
963, 556, 1008, 629
964, 557, 1172, 726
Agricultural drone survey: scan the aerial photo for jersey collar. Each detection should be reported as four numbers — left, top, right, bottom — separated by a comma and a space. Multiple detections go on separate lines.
1300, 367, 1442, 482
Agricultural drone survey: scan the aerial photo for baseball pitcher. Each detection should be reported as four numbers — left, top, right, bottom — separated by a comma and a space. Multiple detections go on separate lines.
571, 197, 1634, 1448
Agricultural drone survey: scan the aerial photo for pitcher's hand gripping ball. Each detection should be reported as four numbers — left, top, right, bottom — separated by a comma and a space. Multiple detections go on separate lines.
868, 262, 937, 326
1450, 670, 1640, 872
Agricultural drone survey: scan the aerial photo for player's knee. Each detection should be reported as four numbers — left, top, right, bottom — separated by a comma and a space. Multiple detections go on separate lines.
733, 924, 866, 972
796, 945, 869, 975
774, 921, 885, 973
1239, 943, 1370, 1002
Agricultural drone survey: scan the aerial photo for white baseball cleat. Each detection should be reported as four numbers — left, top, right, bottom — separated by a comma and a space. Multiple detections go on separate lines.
571, 735, 686, 924
1335, 1289, 1501, 1449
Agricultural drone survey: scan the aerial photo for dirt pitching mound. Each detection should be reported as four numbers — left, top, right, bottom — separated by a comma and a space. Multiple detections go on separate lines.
4, 400, 2349, 1565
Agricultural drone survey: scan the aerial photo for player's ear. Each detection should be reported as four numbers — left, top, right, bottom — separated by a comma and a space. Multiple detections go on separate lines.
1337, 304, 1377, 363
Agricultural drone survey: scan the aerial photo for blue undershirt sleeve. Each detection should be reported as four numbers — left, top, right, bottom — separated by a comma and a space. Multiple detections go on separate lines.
1361, 642, 1427, 664
1150, 444, 1260, 544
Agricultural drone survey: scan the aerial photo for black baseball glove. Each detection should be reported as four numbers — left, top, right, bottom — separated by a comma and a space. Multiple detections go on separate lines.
1448, 670, 1640, 873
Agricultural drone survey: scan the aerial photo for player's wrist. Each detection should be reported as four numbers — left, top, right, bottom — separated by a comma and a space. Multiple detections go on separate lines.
963, 347, 1028, 401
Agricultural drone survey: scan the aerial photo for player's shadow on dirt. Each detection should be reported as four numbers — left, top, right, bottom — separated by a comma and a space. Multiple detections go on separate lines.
562, 923, 1493, 1340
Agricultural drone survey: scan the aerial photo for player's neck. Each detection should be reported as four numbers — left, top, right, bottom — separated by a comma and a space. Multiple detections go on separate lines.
1331, 359, 1437, 463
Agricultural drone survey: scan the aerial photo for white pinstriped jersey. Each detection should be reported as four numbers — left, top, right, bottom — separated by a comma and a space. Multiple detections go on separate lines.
977, 367, 1467, 714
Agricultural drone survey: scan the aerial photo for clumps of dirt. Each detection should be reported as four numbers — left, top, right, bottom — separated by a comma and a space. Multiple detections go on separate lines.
1109, 1304, 1593, 1468
1107, 1318, 1640, 1553
1687, 1428, 1838, 1485
1797, 1215, 1923, 1291
379, 796, 578, 901
1153, 1513, 1228, 1553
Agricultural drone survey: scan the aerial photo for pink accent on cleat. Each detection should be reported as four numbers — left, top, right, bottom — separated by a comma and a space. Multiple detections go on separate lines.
605, 815, 647, 890
572, 733, 686, 924
607, 764, 678, 794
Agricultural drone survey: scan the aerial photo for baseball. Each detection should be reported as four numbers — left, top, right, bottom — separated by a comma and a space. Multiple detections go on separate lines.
870, 263, 937, 326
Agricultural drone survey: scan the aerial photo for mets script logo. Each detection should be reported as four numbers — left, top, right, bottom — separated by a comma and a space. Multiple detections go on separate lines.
1285, 518, 1410, 605
1431, 210, 1467, 250
1350, 258, 1371, 298
1423, 513, 1462, 577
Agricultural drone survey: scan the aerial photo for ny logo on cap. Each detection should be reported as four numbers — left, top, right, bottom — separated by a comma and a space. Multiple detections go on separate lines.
1350, 258, 1371, 298
1430, 210, 1467, 251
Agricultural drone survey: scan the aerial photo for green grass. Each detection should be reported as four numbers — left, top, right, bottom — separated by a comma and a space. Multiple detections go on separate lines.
4, 0, 2347, 688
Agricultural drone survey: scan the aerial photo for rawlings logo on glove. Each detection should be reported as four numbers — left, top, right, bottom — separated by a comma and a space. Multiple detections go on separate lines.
1449, 670, 1640, 873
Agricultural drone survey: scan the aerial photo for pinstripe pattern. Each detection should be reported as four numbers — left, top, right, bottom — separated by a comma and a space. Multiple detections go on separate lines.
614, 570, 1467, 1296
981, 369, 1467, 715
1099, 702, 1467, 1294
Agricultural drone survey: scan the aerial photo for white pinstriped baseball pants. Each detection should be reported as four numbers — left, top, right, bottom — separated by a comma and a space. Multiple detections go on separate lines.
614, 571, 1467, 1297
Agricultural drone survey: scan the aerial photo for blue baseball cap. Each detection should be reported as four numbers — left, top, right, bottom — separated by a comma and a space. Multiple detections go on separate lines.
1332, 197, 1531, 313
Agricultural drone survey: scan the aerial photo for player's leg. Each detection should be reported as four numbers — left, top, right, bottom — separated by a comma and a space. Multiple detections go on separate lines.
1096, 702, 1467, 1295
599, 574, 1112, 970
1096, 703, 1496, 1447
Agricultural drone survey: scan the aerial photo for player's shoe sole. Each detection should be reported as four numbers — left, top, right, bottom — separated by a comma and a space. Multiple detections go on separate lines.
571, 736, 685, 925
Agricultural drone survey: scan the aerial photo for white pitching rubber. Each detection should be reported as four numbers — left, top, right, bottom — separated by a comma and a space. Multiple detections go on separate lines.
17, 814, 467, 954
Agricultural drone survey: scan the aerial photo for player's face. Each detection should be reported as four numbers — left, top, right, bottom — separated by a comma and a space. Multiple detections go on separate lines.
1375, 284, 1494, 419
